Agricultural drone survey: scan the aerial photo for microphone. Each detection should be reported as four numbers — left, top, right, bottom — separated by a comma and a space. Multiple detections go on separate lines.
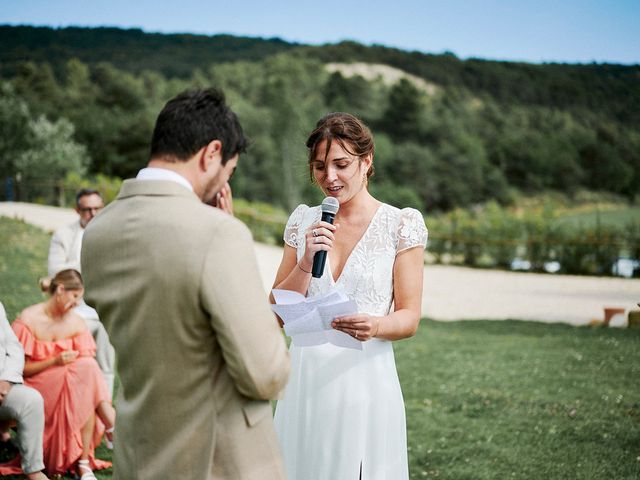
312, 197, 340, 278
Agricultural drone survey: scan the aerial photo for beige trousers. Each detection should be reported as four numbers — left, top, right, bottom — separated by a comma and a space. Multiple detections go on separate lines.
0, 383, 45, 474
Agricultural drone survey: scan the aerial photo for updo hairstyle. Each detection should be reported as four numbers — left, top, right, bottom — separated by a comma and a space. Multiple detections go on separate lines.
39, 269, 84, 295
305, 112, 375, 183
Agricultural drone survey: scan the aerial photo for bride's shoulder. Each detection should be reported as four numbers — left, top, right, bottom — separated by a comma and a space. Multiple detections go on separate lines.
289, 203, 310, 216
285, 204, 318, 247
380, 203, 425, 224
292, 203, 322, 213
378, 203, 412, 225
287, 204, 320, 224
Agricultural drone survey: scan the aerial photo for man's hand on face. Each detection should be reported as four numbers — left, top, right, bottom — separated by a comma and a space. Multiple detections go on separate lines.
217, 182, 234, 216
211, 182, 234, 216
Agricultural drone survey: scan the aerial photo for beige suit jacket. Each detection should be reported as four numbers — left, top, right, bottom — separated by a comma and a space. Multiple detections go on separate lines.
81, 180, 290, 480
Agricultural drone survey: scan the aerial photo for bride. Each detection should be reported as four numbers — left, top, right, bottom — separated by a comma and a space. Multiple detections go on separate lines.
272, 112, 428, 479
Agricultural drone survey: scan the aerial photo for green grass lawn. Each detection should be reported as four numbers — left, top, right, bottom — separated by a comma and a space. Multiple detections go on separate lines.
398, 320, 640, 480
2, 216, 638, 479
0, 217, 50, 321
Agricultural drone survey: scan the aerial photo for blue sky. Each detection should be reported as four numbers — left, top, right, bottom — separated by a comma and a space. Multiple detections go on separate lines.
1, 0, 639, 64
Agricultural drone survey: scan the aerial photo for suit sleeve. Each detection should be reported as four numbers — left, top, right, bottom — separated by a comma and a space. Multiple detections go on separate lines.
200, 218, 290, 400
48, 229, 68, 277
0, 303, 25, 384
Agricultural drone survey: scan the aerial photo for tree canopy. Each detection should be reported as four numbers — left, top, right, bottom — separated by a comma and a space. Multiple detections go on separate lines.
0, 25, 638, 212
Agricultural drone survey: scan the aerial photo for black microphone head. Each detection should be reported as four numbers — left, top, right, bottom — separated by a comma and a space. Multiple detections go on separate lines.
321, 197, 340, 215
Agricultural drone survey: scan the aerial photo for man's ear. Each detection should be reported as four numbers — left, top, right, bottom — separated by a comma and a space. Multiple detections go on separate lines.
201, 140, 223, 172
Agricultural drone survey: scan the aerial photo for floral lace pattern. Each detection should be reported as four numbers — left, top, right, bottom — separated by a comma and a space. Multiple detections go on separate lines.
284, 203, 428, 316
277, 203, 427, 479
283, 204, 309, 249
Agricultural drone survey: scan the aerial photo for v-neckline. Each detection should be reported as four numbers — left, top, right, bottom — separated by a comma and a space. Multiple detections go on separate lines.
328, 203, 384, 284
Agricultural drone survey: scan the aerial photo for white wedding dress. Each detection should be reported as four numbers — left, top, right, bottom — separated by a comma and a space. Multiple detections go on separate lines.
274, 202, 428, 480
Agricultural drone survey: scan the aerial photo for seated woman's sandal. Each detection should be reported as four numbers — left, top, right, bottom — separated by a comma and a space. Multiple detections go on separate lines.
104, 427, 114, 450
77, 459, 97, 480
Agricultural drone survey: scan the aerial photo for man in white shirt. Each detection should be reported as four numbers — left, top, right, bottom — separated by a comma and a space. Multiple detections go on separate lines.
0, 301, 48, 480
47, 189, 115, 395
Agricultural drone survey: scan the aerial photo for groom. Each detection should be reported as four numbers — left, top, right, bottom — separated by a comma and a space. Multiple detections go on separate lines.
81, 88, 290, 479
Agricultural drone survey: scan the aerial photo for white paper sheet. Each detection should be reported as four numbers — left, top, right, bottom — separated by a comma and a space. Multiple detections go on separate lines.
271, 288, 361, 350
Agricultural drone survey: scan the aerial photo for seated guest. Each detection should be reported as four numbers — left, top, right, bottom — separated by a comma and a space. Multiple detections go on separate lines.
0, 301, 48, 480
48, 188, 116, 396
11, 270, 115, 479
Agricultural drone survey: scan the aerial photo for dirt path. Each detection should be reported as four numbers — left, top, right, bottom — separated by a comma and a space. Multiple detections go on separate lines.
2, 202, 638, 326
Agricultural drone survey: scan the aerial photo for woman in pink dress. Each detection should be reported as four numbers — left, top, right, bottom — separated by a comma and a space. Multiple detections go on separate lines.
12, 269, 115, 479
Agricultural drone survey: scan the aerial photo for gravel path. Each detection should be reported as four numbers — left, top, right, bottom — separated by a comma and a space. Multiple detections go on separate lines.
2, 202, 638, 326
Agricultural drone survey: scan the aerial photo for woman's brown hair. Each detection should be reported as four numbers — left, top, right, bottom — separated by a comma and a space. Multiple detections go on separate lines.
305, 112, 375, 183
41, 269, 84, 295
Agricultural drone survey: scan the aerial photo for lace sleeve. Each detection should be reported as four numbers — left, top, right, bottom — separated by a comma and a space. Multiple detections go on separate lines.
396, 208, 428, 253
284, 204, 309, 248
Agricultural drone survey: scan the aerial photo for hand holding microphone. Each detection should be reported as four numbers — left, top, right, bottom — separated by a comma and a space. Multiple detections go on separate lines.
301, 197, 340, 278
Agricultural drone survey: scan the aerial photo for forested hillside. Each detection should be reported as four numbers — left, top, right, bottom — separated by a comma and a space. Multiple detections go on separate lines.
304, 41, 640, 125
1, 25, 638, 214
0, 25, 296, 77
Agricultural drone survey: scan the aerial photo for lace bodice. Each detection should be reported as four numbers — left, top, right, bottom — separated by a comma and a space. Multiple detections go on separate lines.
284, 203, 428, 317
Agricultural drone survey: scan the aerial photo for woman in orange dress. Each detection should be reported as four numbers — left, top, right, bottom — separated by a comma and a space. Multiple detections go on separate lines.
12, 269, 115, 479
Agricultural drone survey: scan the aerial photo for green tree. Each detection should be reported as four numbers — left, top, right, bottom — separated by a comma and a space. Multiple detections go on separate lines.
579, 123, 634, 195
12, 61, 61, 116
323, 72, 378, 121
379, 78, 423, 140
94, 62, 145, 110
63, 58, 97, 108
261, 54, 326, 211
15, 115, 89, 204
0, 83, 32, 184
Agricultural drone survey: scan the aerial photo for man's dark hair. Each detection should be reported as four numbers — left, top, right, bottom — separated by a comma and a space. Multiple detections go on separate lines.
150, 88, 248, 164
76, 188, 102, 206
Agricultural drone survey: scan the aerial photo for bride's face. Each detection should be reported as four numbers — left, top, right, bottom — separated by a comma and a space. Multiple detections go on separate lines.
310, 140, 371, 204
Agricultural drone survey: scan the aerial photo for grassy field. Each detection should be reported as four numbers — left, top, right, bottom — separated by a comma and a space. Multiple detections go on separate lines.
1, 216, 638, 479
0, 217, 50, 321
398, 321, 640, 480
